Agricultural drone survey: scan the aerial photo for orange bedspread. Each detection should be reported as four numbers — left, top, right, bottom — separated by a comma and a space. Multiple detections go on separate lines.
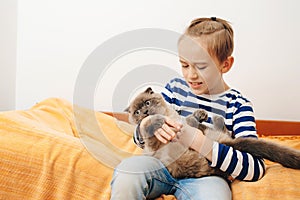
0, 98, 299, 199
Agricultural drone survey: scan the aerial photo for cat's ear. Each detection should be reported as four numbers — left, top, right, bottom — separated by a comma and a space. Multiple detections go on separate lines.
124, 106, 130, 113
145, 87, 154, 94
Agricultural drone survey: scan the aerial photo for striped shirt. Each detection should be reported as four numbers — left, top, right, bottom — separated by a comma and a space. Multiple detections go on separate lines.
134, 77, 265, 181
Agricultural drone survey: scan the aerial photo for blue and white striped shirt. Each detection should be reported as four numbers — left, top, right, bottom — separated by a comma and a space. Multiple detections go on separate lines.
134, 77, 265, 181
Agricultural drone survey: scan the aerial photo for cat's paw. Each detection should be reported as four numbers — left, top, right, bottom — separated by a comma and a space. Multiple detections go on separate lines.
193, 109, 208, 123
212, 116, 225, 131
212, 116, 232, 137
142, 114, 165, 137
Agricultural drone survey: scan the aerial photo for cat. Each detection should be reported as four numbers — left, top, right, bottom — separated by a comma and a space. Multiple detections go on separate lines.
125, 87, 300, 179
125, 87, 232, 179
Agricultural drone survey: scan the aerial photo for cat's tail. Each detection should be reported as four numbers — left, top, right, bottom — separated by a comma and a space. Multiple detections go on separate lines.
223, 138, 300, 169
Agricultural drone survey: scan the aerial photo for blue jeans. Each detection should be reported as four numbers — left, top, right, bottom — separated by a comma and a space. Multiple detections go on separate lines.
110, 156, 232, 200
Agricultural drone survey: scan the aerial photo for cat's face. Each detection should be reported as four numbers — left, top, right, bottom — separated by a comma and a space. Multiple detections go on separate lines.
126, 87, 168, 124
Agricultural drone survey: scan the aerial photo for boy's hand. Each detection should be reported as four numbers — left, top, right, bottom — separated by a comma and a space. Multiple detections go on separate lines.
140, 116, 182, 144
154, 117, 182, 143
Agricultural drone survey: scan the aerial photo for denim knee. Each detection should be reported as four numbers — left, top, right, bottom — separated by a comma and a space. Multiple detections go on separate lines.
175, 176, 232, 200
110, 156, 176, 200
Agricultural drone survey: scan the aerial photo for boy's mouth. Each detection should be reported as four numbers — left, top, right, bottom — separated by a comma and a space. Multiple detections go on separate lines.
189, 82, 203, 89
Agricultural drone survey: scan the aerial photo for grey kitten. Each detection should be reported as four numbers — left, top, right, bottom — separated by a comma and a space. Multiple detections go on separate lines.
126, 87, 300, 179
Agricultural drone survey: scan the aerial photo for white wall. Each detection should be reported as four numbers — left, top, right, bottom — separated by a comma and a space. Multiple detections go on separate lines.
0, 0, 17, 111
12, 0, 300, 121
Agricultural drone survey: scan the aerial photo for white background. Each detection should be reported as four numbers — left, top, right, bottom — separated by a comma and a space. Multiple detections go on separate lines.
1, 0, 300, 121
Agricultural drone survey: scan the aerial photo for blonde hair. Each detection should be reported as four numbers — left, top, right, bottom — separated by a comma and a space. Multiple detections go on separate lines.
184, 17, 234, 63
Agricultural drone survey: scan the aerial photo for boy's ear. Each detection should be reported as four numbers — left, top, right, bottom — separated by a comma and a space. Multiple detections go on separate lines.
221, 56, 234, 73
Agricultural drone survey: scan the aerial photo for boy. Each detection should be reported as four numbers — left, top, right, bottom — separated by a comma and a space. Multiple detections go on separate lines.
110, 17, 265, 200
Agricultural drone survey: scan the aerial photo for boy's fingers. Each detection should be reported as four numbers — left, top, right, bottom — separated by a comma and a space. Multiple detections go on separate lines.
154, 129, 168, 143
154, 124, 177, 143
161, 124, 176, 139
153, 117, 182, 143
164, 117, 182, 130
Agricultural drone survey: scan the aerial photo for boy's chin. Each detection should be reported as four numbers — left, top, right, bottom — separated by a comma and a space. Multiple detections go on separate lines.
190, 88, 208, 96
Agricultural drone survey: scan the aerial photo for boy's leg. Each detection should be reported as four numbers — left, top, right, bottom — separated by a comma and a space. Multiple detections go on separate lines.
110, 156, 177, 200
175, 176, 232, 200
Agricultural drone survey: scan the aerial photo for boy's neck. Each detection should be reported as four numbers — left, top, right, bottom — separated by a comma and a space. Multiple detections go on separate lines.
207, 82, 230, 95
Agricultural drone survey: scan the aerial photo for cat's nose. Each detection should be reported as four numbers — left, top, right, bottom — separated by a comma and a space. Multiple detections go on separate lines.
144, 110, 149, 115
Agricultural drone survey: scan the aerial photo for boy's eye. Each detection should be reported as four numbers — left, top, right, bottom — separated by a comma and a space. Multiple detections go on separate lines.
145, 100, 151, 106
134, 110, 141, 115
196, 66, 207, 70
181, 64, 189, 68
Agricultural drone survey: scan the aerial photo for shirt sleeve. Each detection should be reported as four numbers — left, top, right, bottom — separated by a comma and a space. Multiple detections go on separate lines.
210, 102, 266, 181
133, 123, 145, 149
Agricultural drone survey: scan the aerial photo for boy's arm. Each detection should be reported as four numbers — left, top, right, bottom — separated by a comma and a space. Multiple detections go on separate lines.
210, 102, 266, 181
210, 141, 265, 181
179, 102, 266, 181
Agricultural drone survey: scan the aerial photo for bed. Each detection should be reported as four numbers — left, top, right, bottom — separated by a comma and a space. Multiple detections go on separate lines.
0, 98, 299, 199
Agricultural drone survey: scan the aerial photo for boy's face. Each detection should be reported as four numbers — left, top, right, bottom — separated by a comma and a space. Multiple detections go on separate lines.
178, 36, 225, 95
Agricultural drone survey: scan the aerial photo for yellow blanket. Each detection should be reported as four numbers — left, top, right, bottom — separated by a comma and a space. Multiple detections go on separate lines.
0, 98, 299, 199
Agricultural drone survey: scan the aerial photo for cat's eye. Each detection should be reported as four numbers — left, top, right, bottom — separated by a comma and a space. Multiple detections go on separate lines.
145, 100, 151, 106
134, 110, 141, 115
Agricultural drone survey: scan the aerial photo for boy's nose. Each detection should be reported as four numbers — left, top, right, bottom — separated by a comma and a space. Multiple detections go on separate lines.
188, 67, 198, 79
